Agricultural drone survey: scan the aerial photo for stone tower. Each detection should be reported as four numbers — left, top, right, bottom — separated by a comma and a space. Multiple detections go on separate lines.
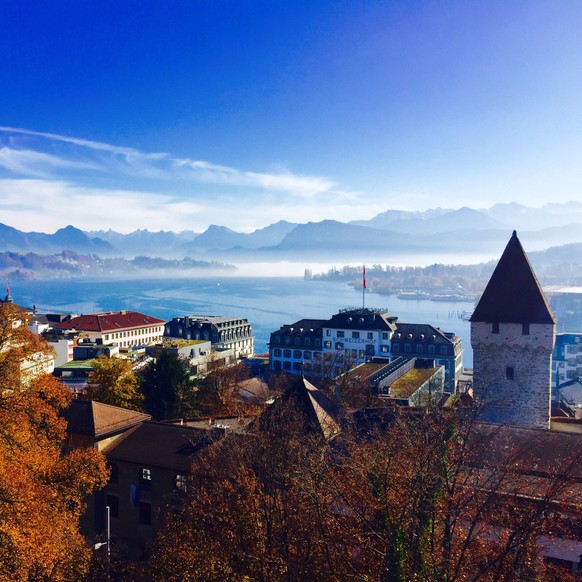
470, 231, 556, 429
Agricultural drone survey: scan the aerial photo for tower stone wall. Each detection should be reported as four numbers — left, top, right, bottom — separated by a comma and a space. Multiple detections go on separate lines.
471, 321, 555, 429
470, 231, 556, 429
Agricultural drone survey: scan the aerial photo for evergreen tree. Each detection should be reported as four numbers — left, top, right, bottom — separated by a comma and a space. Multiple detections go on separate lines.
140, 350, 197, 420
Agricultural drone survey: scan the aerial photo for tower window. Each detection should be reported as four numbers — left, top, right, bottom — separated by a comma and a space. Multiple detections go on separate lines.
506, 366, 514, 380
492, 322, 499, 334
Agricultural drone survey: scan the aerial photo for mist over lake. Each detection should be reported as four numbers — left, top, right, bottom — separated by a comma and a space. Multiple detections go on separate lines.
13, 277, 474, 367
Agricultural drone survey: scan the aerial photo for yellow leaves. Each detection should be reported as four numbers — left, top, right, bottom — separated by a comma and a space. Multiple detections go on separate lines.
86, 355, 143, 410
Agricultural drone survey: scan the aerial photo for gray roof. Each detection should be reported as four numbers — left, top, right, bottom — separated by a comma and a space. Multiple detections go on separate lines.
392, 323, 457, 344
326, 309, 398, 331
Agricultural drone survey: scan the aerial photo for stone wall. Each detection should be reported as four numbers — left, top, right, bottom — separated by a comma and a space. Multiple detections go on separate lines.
471, 322, 555, 429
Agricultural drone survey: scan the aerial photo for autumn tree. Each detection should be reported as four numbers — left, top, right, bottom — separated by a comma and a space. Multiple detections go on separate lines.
196, 362, 257, 417
150, 409, 342, 580
86, 355, 143, 410
323, 407, 582, 581
0, 303, 108, 580
148, 392, 582, 581
139, 350, 197, 420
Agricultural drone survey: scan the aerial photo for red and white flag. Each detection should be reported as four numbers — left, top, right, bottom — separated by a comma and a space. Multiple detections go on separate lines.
363, 265, 367, 289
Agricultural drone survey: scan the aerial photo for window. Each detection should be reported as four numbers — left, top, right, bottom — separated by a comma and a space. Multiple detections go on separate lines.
141, 468, 152, 489
522, 323, 530, 335
324, 341, 331, 349
274, 361, 282, 370
335, 342, 344, 350
294, 337, 301, 346
492, 322, 499, 334
365, 344, 375, 356
428, 344, 435, 355
416, 344, 423, 354
273, 348, 281, 357
139, 502, 152, 525
337, 331, 345, 338
440, 346, 448, 355
326, 330, 331, 336
304, 338, 311, 347
283, 349, 291, 358
175, 474, 187, 492
351, 349, 358, 359
382, 332, 389, 340
381, 345, 389, 353
367, 332, 373, 340
315, 339, 322, 347
274, 336, 281, 344
106, 495, 119, 518
506, 366, 514, 380
283, 361, 291, 370
352, 331, 360, 339
303, 351, 312, 360
284, 336, 291, 345
294, 350, 302, 359
293, 362, 302, 371
404, 343, 411, 353
359, 350, 365, 358
392, 344, 399, 353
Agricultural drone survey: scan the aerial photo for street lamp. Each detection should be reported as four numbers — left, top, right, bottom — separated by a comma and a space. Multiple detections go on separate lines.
93, 505, 110, 578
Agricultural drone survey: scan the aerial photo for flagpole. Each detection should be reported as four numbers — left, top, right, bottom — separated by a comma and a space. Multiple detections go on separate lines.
362, 265, 366, 310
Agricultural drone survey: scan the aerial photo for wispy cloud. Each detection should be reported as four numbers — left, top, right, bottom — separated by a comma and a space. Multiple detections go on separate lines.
0, 126, 338, 198
0, 127, 368, 233
174, 159, 336, 197
0, 179, 203, 233
0, 126, 165, 159
0, 147, 98, 176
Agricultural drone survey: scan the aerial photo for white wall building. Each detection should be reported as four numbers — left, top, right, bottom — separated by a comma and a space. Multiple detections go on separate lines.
54, 311, 166, 349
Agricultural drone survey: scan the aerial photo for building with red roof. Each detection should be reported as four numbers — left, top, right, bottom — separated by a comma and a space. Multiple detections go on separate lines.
54, 311, 165, 349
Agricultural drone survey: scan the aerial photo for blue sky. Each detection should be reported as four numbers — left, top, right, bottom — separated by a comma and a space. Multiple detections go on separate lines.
2, 1, 582, 233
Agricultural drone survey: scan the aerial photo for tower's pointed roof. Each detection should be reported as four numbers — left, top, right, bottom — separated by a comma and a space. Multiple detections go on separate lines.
470, 231, 555, 324
251, 376, 341, 441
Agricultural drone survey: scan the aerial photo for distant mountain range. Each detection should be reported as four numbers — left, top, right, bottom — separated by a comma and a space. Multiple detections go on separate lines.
2, 202, 582, 264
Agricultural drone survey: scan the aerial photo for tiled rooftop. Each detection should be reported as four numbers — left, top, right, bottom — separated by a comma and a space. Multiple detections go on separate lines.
55, 311, 165, 332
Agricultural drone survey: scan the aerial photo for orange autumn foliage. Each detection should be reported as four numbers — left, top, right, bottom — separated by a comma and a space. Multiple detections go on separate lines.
0, 303, 108, 581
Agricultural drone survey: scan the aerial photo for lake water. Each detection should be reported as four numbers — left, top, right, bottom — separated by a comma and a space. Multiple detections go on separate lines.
11, 277, 474, 366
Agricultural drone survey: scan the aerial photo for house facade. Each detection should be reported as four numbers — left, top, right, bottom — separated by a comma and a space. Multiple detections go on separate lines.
552, 332, 582, 392
54, 311, 165, 349
390, 322, 463, 390
165, 315, 254, 360
269, 308, 462, 385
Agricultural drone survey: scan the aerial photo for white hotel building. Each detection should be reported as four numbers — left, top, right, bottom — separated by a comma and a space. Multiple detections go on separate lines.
269, 308, 398, 376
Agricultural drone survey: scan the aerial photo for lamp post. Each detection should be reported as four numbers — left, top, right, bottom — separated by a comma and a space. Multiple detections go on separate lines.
93, 505, 110, 579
